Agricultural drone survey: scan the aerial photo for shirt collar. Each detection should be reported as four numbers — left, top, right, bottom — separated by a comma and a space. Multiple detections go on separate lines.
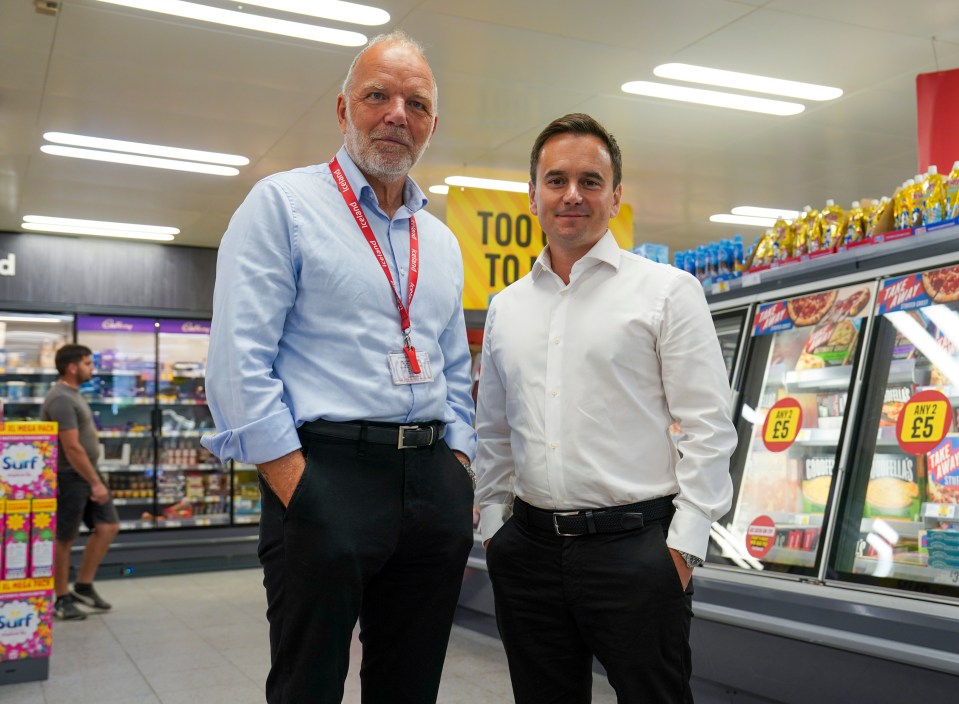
531, 230, 622, 280
334, 145, 429, 216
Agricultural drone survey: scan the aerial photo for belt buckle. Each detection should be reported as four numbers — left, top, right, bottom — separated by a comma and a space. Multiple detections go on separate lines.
397, 424, 433, 449
552, 510, 582, 537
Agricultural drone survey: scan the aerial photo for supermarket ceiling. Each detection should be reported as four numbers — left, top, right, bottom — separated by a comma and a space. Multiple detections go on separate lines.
2, 0, 959, 251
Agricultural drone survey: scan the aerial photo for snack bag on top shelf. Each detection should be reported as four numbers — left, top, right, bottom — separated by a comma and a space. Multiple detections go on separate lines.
819, 200, 847, 251
806, 209, 826, 254
841, 201, 867, 246
893, 181, 912, 230
922, 165, 947, 226
771, 217, 792, 261
791, 206, 814, 257
908, 176, 925, 229
946, 161, 959, 221
867, 196, 893, 237
745, 230, 773, 270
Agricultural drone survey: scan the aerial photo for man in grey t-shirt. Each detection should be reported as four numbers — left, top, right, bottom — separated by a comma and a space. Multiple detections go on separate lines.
41, 344, 119, 620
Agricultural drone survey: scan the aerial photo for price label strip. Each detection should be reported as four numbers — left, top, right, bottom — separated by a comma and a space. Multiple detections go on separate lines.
762, 397, 803, 452
896, 389, 952, 455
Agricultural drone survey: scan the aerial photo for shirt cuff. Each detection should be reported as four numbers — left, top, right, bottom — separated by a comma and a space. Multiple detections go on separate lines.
200, 408, 301, 465
479, 504, 510, 543
444, 419, 477, 461
665, 505, 713, 561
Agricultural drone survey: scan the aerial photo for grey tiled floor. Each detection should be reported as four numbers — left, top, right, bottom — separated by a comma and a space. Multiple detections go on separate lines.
0, 568, 617, 703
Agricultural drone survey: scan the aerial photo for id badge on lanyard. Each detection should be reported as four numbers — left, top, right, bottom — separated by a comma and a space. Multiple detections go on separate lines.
330, 156, 434, 386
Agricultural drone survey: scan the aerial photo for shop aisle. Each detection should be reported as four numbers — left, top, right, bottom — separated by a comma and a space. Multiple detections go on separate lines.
1, 569, 617, 704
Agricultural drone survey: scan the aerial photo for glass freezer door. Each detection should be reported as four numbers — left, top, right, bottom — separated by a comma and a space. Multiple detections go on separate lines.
77, 315, 157, 532
832, 265, 959, 598
0, 313, 74, 421
157, 319, 227, 529
708, 284, 876, 576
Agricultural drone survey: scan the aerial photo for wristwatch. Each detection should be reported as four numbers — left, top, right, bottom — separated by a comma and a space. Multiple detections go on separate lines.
459, 457, 476, 491
677, 551, 704, 569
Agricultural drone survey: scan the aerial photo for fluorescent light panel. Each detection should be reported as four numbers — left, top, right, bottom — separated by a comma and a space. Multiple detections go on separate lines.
444, 176, 528, 193
654, 63, 842, 101
428, 185, 449, 195
96, 0, 368, 45
40, 145, 240, 175
239, 0, 389, 26
21, 215, 178, 242
44, 132, 248, 166
621, 81, 804, 116
709, 214, 778, 227
0, 316, 71, 324
732, 206, 801, 220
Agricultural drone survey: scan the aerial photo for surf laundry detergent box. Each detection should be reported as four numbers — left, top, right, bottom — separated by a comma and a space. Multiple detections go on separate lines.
0, 590, 53, 662
29, 499, 55, 579
2, 500, 31, 580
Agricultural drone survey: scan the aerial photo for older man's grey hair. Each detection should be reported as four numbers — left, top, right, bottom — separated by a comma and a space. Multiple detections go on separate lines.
341, 31, 439, 109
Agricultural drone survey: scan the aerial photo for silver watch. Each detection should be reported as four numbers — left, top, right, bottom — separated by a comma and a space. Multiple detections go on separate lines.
459, 458, 476, 491
677, 550, 704, 568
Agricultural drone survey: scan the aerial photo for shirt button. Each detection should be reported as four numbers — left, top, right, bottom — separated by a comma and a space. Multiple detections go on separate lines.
552, 338, 561, 345
549, 442, 558, 449
559, 290, 569, 297
550, 389, 558, 397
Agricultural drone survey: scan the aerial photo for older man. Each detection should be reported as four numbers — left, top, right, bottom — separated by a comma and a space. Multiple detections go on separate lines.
203, 32, 476, 704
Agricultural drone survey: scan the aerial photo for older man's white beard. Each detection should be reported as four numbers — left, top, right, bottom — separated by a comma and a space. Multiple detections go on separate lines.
345, 121, 429, 183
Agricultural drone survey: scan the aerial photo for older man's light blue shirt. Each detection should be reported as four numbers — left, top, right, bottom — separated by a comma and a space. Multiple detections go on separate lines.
201, 146, 476, 464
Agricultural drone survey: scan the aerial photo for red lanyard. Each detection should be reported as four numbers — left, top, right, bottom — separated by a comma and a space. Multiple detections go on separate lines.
330, 156, 421, 373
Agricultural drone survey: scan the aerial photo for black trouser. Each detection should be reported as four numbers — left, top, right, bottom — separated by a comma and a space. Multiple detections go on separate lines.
486, 503, 694, 704
257, 433, 474, 704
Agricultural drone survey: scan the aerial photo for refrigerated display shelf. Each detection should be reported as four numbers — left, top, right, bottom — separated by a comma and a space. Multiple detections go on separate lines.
116, 520, 155, 531
113, 498, 154, 506
924, 503, 959, 520
95, 370, 141, 376
157, 399, 207, 406
1, 367, 58, 375
86, 397, 155, 405
98, 430, 153, 438
98, 464, 154, 473
860, 518, 923, 540
795, 428, 842, 445
784, 367, 853, 390
233, 514, 261, 525
158, 496, 227, 505
163, 370, 206, 379
764, 547, 817, 567
157, 463, 222, 471
158, 516, 230, 528
1, 397, 48, 404
765, 512, 824, 528
849, 558, 959, 585
161, 431, 206, 438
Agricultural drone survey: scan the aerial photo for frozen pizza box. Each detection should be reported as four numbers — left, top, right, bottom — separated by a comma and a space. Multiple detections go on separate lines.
925, 438, 959, 504
863, 455, 921, 521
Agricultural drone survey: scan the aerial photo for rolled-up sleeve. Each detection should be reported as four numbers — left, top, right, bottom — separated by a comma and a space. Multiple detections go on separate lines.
659, 272, 737, 558
201, 179, 303, 465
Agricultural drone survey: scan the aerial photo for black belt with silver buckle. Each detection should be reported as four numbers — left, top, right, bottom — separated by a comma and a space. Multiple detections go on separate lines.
513, 495, 676, 537
299, 419, 445, 449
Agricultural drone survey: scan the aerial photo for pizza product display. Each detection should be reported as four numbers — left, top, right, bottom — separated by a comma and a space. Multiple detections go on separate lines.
795, 319, 859, 370
787, 290, 838, 326
921, 266, 959, 303
829, 287, 871, 320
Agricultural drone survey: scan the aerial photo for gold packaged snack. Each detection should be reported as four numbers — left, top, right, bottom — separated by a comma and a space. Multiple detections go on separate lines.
946, 160, 959, 221
806, 209, 826, 254
790, 206, 814, 257
841, 201, 866, 246
819, 199, 847, 251
771, 217, 792, 261
907, 175, 924, 228
922, 165, 947, 226
893, 181, 911, 230
867, 196, 893, 237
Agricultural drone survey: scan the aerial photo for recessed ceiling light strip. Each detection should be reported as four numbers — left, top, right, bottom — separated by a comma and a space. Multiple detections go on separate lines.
709, 214, 778, 227
40, 145, 240, 175
96, 0, 368, 46
43, 132, 249, 165
654, 63, 842, 101
444, 176, 528, 193
21, 223, 176, 241
239, 0, 389, 26
731, 206, 800, 219
621, 81, 804, 116
22, 215, 179, 235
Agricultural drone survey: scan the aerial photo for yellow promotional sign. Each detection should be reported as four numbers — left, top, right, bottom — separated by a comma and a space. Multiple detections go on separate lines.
446, 187, 633, 310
